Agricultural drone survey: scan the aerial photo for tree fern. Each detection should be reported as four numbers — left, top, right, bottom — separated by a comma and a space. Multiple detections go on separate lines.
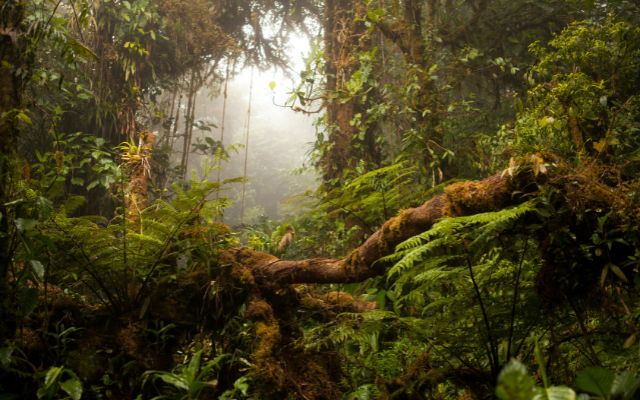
385, 240, 454, 279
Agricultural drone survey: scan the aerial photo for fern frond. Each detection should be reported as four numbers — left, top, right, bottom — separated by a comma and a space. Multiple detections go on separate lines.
358, 310, 397, 321
412, 264, 458, 284
397, 290, 427, 309
468, 200, 536, 250
386, 238, 449, 279
141, 219, 173, 239
127, 232, 164, 249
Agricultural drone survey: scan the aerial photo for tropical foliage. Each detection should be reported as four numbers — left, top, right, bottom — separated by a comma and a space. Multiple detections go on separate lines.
1, 0, 639, 399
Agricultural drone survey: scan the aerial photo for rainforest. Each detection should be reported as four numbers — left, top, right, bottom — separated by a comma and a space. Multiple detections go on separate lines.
1, 1, 640, 399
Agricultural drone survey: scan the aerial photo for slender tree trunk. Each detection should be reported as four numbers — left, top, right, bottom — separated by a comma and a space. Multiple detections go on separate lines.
181, 71, 196, 177
216, 61, 231, 188
170, 92, 182, 151
184, 88, 197, 178
240, 68, 254, 223
162, 87, 178, 146
216, 61, 232, 219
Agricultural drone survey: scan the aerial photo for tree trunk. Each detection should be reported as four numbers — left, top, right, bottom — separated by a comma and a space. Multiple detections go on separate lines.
0, 0, 25, 341
180, 70, 196, 177
170, 92, 182, 150
162, 87, 178, 146
320, 0, 370, 183
124, 131, 156, 218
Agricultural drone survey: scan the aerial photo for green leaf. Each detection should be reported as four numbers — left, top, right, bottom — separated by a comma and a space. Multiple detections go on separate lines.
611, 371, 640, 400
4, 198, 26, 206
66, 36, 99, 61
38, 366, 63, 398
154, 372, 189, 391
86, 180, 100, 190
623, 333, 636, 349
496, 360, 537, 400
533, 386, 576, 400
185, 350, 202, 384
0, 345, 13, 367
60, 377, 82, 400
608, 264, 628, 283
44, 367, 63, 386
599, 95, 607, 107
15, 218, 38, 231
600, 264, 608, 287
16, 111, 32, 125
71, 177, 84, 186
575, 367, 614, 397
234, 376, 249, 395
30, 260, 45, 280
535, 341, 549, 388
366, 8, 384, 22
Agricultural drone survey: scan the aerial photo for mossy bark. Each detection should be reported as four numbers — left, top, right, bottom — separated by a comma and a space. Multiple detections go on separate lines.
0, 0, 25, 342
320, 0, 376, 183
246, 170, 539, 285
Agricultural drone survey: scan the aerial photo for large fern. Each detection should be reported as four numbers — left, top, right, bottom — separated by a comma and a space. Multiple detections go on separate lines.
303, 199, 546, 394
45, 177, 237, 310
380, 200, 545, 374
381, 200, 536, 291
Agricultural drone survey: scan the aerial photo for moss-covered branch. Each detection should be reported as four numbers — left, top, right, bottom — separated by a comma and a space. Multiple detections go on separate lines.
243, 170, 539, 285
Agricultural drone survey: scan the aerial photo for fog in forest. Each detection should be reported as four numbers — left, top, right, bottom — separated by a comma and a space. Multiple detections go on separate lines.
176, 36, 318, 226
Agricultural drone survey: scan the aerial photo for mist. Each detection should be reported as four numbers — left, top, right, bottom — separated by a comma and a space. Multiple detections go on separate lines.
182, 36, 318, 226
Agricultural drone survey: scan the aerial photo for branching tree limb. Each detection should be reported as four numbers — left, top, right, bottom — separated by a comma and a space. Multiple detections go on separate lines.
242, 170, 540, 286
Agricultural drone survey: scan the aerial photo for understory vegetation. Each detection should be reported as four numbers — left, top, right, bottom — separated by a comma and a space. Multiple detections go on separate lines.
1, 0, 640, 399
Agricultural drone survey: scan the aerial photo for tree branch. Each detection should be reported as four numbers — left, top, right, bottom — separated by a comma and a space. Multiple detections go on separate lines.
244, 170, 537, 285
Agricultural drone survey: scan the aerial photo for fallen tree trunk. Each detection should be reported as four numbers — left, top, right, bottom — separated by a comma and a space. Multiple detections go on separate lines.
231, 159, 637, 398
242, 169, 541, 285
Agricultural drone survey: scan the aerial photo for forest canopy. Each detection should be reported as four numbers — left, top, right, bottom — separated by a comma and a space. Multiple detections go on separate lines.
1, 0, 640, 399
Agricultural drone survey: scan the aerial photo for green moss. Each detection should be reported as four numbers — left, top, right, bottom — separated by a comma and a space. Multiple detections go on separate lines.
389, 209, 412, 234
444, 180, 495, 214
254, 321, 281, 364
345, 250, 363, 275
372, 209, 415, 255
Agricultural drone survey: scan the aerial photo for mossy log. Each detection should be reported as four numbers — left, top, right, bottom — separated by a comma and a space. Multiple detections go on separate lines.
242, 169, 541, 286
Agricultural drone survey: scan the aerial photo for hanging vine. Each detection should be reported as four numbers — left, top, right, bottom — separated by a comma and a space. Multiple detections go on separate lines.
240, 67, 255, 224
